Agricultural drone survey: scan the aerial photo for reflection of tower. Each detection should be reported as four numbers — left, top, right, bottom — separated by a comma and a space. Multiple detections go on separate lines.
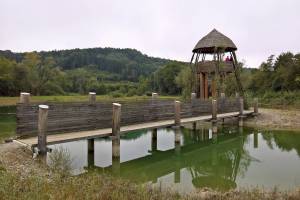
188, 135, 248, 191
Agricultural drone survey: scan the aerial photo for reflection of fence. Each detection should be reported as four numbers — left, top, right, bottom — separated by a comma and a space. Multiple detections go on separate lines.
16, 98, 240, 137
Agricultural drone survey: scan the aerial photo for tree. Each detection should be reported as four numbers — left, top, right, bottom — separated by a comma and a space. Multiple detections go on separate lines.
153, 62, 185, 95
0, 57, 16, 96
175, 67, 192, 99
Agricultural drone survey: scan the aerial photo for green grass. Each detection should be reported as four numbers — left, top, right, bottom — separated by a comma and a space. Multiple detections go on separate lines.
0, 169, 299, 200
247, 91, 300, 109
0, 95, 179, 106
0, 115, 16, 142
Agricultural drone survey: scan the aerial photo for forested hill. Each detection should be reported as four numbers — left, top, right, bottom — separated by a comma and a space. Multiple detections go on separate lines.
0, 47, 172, 81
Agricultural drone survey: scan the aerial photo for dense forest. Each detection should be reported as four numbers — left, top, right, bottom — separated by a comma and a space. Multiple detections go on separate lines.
0, 48, 177, 96
0, 48, 299, 104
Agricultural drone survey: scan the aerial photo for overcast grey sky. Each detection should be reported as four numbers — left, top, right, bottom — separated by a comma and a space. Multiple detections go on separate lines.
1, 0, 299, 67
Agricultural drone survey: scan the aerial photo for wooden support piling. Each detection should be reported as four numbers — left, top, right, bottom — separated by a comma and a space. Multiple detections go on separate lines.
174, 101, 181, 127
151, 129, 157, 152
37, 105, 49, 155
112, 156, 120, 176
175, 128, 181, 144
239, 98, 244, 115
88, 138, 94, 153
112, 103, 121, 158
88, 139, 95, 167
212, 99, 217, 121
254, 133, 258, 148
192, 122, 196, 130
20, 92, 30, 104
212, 122, 218, 134
239, 98, 244, 127
152, 129, 157, 140
112, 138, 120, 158
89, 92, 96, 104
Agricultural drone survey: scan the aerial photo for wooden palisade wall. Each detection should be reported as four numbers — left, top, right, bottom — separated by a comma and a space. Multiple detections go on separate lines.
16, 98, 240, 136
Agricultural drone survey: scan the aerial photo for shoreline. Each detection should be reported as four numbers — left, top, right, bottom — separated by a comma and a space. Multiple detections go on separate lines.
244, 108, 300, 131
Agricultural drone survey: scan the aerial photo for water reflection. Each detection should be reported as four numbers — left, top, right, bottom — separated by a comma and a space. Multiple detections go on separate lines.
48, 125, 300, 192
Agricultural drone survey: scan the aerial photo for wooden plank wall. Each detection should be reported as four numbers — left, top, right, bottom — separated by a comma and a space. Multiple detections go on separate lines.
16, 98, 240, 137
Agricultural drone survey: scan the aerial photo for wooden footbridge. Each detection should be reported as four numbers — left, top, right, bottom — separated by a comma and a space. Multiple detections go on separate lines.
14, 92, 258, 154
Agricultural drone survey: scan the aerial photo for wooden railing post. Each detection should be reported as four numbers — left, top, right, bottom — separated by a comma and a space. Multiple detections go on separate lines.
152, 92, 158, 100
89, 92, 96, 104
254, 98, 258, 114
220, 92, 225, 99
20, 92, 30, 104
174, 100, 181, 127
191, 93, 196, 101
212, 99, 217, 121
112, 103, 121, 138
112, 103, 121, 158
38, 105, 49, 155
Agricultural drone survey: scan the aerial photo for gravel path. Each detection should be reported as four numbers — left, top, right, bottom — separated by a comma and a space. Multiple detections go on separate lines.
0, 142, 47, 177
245, 108, 300, 130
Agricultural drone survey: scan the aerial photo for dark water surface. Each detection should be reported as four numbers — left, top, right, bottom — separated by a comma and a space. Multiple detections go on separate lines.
48, 124, 300, 192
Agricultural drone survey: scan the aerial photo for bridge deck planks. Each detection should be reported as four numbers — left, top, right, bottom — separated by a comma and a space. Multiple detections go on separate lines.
16, 111, 253, 148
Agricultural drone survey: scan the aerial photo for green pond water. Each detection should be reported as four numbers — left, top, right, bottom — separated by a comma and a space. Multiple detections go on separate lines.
47, 124, 300, 192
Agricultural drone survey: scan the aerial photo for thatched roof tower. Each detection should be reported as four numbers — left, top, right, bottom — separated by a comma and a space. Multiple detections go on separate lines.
190, 29, 244, 99
193, 29, 237, 53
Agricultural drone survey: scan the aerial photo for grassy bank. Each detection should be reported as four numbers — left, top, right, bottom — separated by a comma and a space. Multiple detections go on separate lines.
0, 168, 299, 200
0, 115, 15, 143
248, 91, 300, 109
0, 95, 178, 106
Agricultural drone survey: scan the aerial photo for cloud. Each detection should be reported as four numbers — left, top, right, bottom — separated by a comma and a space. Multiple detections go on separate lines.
1, 0, 299, 67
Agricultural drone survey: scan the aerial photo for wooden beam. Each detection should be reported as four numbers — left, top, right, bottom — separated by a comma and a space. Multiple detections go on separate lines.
211, 76, 216, 99
199, 72, 204, 99
231, 51, 245, 98
204, 73, 208, 99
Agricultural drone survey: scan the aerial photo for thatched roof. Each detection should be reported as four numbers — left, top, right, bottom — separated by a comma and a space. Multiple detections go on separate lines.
193, 29, 237, 53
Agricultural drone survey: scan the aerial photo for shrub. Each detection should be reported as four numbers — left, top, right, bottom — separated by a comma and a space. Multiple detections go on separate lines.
110, 91, 123, 98
48, 146, 73, 178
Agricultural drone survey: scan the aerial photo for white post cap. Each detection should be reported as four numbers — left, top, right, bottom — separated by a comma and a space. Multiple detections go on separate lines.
39, 105, 49, 109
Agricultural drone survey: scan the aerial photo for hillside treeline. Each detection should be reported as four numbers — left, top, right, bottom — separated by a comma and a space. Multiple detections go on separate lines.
0, 48, 299, 103
0, 48, 177, 96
